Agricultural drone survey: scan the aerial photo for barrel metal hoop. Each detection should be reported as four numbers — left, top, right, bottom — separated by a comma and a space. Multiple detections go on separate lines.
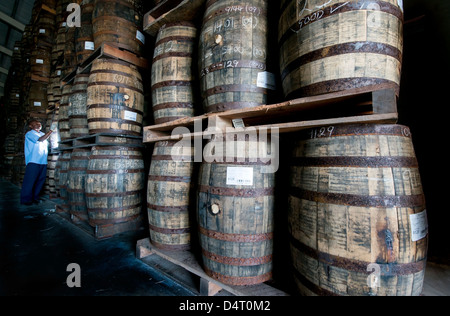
202, 248, 272, 266
289, 187, 426, 208
198, 225, 273, 243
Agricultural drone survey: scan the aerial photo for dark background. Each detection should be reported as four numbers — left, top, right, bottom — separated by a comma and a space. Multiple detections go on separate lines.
399, 0, 450, 263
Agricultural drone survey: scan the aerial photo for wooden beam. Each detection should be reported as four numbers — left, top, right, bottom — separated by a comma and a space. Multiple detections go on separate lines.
0, 67, 9, 75
0, 45, 13, 57
0, 10, 26, 32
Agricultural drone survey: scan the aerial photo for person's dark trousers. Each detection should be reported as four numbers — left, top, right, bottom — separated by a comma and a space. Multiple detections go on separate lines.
20, 163, 47, 204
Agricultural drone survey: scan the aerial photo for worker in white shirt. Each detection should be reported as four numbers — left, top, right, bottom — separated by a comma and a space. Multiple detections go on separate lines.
20, 120, 53, 205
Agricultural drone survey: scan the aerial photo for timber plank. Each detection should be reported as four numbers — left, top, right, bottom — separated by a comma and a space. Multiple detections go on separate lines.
136, 238, 289, 296
143, 86, 398, 143
143, 0, 206, 37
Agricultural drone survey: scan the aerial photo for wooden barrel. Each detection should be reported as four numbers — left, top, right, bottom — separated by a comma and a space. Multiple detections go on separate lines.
67, 148, 91, 222
199, 0, 272, 113
86, 59, 144, 136
151, 22, 197, 124
27, 81, 48, 113
64, 23, 78, 78
59, 84, 72, 140
92, 0, 144, 56
75, 0, 95, 64
278, 0, 404, 99
69, 74, 90, 138
57, 151, 72, 214
31, 47, 52, 78
86, 146, 145, 227
197, 135, 276, 285
288, 124, 428, 296
147, 140, 195, 251
47, 153, 59, 199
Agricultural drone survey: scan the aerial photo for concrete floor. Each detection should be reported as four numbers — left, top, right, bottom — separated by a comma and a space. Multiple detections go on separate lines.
0, 178, 449, 297
0, 178, 195, 296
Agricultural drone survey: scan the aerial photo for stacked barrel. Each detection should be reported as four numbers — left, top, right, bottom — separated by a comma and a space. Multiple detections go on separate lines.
147, 22, 198, 251
70, 0, 147, 233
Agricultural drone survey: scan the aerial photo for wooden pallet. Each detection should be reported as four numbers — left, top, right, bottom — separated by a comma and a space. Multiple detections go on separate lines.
136, 238, 290, 296
56, 205, 144, 240
143, 0, 206, 37
57, 133, 143, 151
143, 85, 398, 143
61, 43, 149, 85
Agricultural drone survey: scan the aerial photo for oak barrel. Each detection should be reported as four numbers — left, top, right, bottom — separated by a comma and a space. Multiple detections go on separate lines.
56, 151, 72, 214
92, 0, 144, 56
67, 148, 91, 223
288, 124, 428, 296
69, 74, 90, 138
85, 146, 145, 227
278, 0, 404, 99
47, 153, 59, 199
199, 0, 272, 113
197, 135, 276, 285
59, 83, 72, 140
86, 59, 144, 136
147, 140, 195, 251
75, 0, 95, 64
151, 22, 198, 124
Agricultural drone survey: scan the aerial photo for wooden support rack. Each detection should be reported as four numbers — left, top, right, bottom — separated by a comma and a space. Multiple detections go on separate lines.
143, 0, 206, 37
57, 133, 143, 151
143, 86, 399, 143
136, 238, 290, 296
55, 210, 144, 240
61, 43, 149, 85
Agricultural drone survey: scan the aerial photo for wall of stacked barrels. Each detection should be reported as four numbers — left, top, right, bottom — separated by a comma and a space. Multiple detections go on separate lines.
0, 0, 429, 296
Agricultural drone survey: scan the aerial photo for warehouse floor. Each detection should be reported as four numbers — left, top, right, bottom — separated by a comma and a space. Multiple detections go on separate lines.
0, 178, 449, 297
0, 178, 195, 296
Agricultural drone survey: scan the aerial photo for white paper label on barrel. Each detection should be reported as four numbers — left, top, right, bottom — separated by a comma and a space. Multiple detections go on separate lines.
36, 59, 44, 64
124, 110, 137, 122
226, 167, 253, 186
85, 41, 95, 50
57, 70, 61, 76
16, 94, 20, 97
34, 102, 42, 107
410, 210, 428, 241
14, 47, 19, 50
232, 118, 245, 128
39, 29, 46, 34
136, 30, 145, 44
257, 72, 276, 90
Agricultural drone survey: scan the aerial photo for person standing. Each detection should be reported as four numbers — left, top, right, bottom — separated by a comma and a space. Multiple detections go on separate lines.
20, 120, 53, 205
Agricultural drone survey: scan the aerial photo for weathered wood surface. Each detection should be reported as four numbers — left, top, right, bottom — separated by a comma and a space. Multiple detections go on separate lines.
136, 238, 289, 296
279, 0, 404, 99
85, 146, 145, 227
144, 0, 206, 37
55, 151, 72, 214
143, 86, 398, 143
69, 74, 89, 138
86, 58, 144, 136
67, 148, 91, 223
199, 0, 272, 113
288, 124, 428, 296
59, 83, 72, 140
147, 140, 195, 250
92, 0, 145, 56
75, 0, 94, 65
151, 22, 197, 124
197, 136, 276, 285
